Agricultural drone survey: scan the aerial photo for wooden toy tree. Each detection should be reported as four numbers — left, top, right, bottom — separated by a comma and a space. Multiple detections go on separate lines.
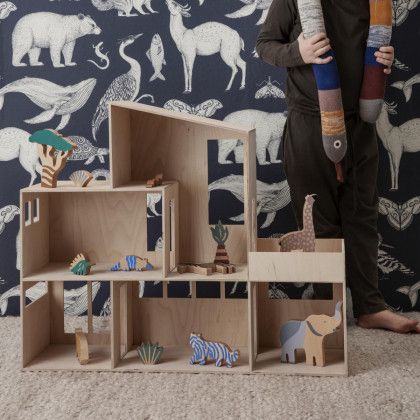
29, 129, 75, 188
211, 220, 230, 264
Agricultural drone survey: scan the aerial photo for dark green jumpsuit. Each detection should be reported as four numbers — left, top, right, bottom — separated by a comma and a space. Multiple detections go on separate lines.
256, 0, 387, 317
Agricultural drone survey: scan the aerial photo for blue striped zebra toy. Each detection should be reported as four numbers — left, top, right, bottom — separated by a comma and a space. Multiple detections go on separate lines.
189, 333, 240, 368
110, 255, 154, 272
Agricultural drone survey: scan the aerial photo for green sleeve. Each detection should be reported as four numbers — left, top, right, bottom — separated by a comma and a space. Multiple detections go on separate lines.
255, 0, 305, 68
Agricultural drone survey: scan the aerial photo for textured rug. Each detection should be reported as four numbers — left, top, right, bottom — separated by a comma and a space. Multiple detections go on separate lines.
0, 315, 419, 420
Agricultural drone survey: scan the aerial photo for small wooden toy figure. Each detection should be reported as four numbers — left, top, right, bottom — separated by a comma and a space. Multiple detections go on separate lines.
29, 129, 76, 188
70, 253, 94, 276
210, 220, 230, 264
75, 328, 89, 365
189, 333, 240, 368
146, 173, 163, 188
278, 194, 316, 252
69, 170, 93, 187
111, 255, 154, 271
136, 342, 163, 365
280, 301, 343, 367
177, 262, 236, 275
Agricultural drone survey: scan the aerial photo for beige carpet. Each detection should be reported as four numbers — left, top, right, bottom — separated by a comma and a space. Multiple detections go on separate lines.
0, 316, 419, 420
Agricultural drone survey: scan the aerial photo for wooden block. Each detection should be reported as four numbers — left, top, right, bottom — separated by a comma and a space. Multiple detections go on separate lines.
146, 173, 163, 188
177, 263, 213, 276
75, 328, 89, 365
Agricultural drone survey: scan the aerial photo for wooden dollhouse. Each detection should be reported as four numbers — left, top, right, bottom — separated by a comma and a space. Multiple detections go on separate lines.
20, 102, 347, 376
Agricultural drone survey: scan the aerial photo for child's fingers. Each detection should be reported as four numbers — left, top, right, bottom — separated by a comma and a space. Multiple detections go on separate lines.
379, 45, 394, 53
384, 67, 392, 74
309, 32, 327, 44
314, 44, 331, 57
376, 57, 392, 66
315, 55, 333, 64
375, 51, 392, 60
313, 38, 330, 51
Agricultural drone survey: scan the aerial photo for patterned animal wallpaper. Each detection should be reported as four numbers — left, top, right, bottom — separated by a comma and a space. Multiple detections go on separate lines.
0, 0, 419, 316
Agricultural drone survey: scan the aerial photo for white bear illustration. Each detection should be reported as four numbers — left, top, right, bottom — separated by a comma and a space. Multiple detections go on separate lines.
12, 13, 101, 68
219, 109, 287, 165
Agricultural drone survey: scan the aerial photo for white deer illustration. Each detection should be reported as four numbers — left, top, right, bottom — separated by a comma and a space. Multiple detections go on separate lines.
376, 102, 420, 190
165, 0, 246, 93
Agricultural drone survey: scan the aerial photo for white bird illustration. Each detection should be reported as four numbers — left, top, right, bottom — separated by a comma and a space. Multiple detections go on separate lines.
92, 33, 153, 141
397, 281, 420, 308
377, 234, 414, 275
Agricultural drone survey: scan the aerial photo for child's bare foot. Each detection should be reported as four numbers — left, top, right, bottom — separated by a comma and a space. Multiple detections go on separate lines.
357, 310, 420, 333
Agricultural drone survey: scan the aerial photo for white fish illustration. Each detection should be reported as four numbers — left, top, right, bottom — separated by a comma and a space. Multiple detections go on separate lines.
0, 127, 41, 186
164, 99, 223, 116
391, 73, 420, 102
0, 281, 101, 316
208, 175, 291, 229
147, 34, 166, 82
87, 41, 110, 70
397, 281, 420, 308
0, 77, 97, 130
0, 204, 19, 235
0, 1, 16, 21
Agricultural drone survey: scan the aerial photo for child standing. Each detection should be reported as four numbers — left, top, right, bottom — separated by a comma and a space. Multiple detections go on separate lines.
256, 0, 419, 333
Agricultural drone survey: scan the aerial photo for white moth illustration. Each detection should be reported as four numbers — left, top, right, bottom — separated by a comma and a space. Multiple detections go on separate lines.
208, 175, 291, 229
164, 99, 223, 116
68, 136, 109, 165
12, 13, 101, 68
225, 0, 273, 25
165, 0, 246, 93
379, 196, 420, 231
0, 282, 101, 316
91, 0, 158, 17
0, 77, 97, 130
255, 76, 285, 99
393, 0, 420, 26
92, 34, 154, 141
0, 127, 41, 186
376, 101, 420, 190
219, 109, 286, 166
0, 1, 16, 21
397, 281, 420, 308
147, 34, 166, 82
87, 41, 110, 70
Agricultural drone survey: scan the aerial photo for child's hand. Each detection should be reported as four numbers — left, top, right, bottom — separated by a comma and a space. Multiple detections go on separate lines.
297, 32, 332, 65
375, 46, 394, 74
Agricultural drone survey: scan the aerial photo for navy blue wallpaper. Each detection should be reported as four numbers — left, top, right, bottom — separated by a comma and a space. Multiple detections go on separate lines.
0, 0, 419, 315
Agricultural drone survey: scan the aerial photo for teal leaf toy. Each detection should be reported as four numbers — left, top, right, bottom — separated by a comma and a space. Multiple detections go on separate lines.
70, 253, 93, 276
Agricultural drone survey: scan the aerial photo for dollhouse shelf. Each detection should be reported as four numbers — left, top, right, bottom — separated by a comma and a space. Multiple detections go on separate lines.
22, 262, 249, 282
20, 102, 348, 376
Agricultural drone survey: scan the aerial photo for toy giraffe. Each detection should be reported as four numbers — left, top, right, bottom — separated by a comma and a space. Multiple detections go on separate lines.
279, 194, 316, 252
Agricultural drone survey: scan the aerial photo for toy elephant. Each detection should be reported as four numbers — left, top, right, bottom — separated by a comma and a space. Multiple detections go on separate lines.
280, 301, 342, 367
